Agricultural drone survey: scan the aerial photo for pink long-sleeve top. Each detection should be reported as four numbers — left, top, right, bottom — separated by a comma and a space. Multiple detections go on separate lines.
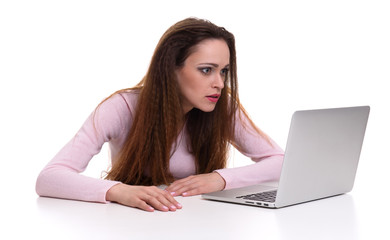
36, 91, 284, 203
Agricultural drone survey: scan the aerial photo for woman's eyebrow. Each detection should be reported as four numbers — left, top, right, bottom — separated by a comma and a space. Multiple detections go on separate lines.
198, 63, 230, 68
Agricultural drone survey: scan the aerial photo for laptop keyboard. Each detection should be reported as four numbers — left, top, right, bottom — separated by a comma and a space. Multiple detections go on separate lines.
236, 190, 277, 203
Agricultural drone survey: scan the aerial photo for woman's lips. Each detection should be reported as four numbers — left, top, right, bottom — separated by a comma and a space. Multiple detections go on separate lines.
206, 94, 220, 103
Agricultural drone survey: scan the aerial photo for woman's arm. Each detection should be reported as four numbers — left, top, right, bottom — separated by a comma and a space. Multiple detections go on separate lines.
36, 93, 183, 211
35, 93, 129, 203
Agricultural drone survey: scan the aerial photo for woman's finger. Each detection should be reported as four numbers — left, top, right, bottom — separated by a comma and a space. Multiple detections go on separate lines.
110, 184, 182, 212
135, 199, 155, 212
167, 173, 226, 197
143, 187, 182, 211
166, 176, 195, 195
169, 179, 202, 197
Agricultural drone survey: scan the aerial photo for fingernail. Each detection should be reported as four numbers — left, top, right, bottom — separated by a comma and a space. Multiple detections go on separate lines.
176, 203, 182, 208
170, 192, 176, 196
170, 205, 176, 210
163, 206, 169, 210
182, 192, 188, 196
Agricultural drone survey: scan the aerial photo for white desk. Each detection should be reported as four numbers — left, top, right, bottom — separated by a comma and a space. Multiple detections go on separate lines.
3, 187, 389, 240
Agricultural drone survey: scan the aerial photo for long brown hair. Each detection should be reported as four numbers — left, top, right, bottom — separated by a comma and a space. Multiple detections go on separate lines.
102, 18, 263, 186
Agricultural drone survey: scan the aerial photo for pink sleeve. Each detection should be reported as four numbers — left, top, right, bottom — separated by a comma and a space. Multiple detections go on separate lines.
215, 111, 285, 190
35, 93, 133, 203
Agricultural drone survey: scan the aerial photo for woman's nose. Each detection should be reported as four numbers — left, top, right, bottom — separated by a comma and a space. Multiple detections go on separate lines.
213, 73, 225, 89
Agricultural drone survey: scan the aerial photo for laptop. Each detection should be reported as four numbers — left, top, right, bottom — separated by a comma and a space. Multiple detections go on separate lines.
202, 106, 370, 208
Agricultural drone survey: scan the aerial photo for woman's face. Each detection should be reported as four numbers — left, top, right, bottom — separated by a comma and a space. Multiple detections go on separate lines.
175, 38, 230, 114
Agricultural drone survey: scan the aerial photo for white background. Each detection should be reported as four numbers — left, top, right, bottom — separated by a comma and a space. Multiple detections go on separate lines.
1, 0, 389, 239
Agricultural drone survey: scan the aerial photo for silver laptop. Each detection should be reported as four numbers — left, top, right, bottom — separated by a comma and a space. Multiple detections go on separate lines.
202, 106, 370, 208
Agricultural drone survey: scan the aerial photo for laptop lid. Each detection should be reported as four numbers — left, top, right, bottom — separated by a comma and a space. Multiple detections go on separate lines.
275, 106, 370, 207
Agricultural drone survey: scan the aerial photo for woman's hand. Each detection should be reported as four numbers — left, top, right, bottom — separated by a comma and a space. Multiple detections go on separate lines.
106, 184, 182, 212
165, 172, 226, 197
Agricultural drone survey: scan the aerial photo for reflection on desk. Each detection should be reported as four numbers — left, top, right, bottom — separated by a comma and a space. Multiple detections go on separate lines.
34, 194, 358, 240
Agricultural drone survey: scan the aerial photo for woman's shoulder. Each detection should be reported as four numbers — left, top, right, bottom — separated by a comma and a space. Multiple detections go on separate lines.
94, 89, 140, 123
115, 89, 140, 108
92, 89, 140, 138
102, 88, 140, 113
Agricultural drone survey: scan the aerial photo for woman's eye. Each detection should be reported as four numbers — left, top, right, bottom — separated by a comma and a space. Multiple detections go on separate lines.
199, 67, 212, 74
221, 68, 229, 75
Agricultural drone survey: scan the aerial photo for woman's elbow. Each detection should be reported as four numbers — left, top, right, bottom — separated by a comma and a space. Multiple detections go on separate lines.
35, 170, 47, 197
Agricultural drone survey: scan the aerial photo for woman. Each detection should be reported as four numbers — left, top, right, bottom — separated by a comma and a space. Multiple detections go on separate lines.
36, 18, 284, 212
